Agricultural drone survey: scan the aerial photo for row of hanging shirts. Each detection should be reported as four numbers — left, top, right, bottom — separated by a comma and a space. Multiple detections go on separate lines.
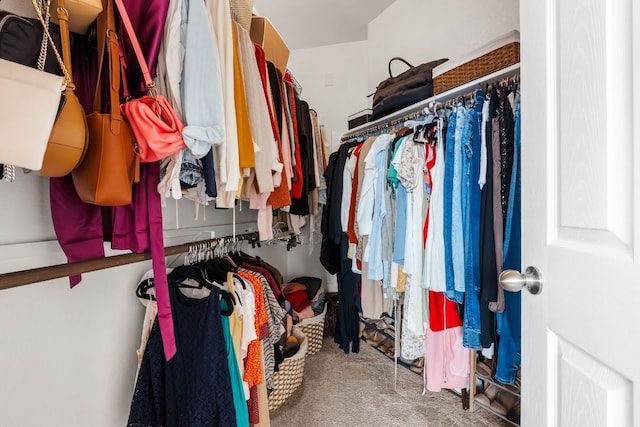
323, 80, 521, 392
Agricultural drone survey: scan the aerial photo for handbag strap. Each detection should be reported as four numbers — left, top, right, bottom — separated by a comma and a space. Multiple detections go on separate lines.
36, 0, 51, 72
113, 0, 155, 93
92, 0, 123, 118
30, 0, 72, 86
388, 57, 414, 78
56, 0, 75, 89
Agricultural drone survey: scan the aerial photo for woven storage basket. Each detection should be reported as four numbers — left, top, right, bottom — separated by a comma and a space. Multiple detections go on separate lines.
297, 303, 327, 356
230, 0, 253, 32
268, 327, 308, 411
433, 41, 520, 95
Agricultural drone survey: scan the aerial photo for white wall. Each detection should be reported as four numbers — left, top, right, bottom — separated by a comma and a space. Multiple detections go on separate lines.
367, 0, 520, 94
285, 40, 371, 288
285, 0, 519, 292
0, 171, 296, 426
287, 40, 369, 151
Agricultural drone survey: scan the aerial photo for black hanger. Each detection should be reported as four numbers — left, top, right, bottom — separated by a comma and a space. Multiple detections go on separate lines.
219, 289, 235, 316
168, 265, 235, 316
190, 261, 224, 287
136, 277, 156, 301
232, 272, 247, 291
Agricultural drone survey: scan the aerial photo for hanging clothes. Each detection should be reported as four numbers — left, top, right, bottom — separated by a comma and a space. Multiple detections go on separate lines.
495, 90, 521, 385
204, 0, 242, 207
128, 268, 238, 427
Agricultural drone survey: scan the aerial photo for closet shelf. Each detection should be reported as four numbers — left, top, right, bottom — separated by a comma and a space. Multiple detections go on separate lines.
474, 372, 521, 398
360, 318, 396, 342
472, 398, 519, 427
342, 63, 520, 141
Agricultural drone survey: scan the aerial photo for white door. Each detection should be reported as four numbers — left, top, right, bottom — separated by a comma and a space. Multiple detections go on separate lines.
520, 0, 639, 426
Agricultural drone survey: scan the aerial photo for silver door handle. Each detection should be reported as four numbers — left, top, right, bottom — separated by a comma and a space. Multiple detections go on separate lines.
499, 266, 543, 295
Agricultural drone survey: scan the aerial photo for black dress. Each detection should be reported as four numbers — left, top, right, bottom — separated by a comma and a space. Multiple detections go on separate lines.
128, 269, 237, 427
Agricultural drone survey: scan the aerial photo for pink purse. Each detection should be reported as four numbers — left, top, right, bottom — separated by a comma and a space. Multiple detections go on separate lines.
114, 0, 186, 163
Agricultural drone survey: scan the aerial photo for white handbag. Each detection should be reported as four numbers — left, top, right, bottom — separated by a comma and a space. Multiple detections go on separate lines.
0, 58, 65, 170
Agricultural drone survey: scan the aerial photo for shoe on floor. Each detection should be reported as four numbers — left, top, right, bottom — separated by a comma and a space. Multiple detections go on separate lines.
507, 401, 521, 424
476, 360, 493, 378
489, 399, 507, 416
474, 392, 490, 406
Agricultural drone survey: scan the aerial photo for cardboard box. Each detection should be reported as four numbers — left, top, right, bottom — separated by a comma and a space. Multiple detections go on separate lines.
250, 16, 290, 75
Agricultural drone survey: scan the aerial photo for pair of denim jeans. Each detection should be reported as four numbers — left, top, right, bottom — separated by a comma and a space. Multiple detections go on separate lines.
462, 91, 485, 349
443, 110, 465, 303
495, 93, 521, 384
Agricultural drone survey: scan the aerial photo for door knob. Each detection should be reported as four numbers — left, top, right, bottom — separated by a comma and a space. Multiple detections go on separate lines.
499, 266, 543, 295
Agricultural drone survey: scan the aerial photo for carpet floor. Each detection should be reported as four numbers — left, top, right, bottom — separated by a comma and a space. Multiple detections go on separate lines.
269, 337, 510, 427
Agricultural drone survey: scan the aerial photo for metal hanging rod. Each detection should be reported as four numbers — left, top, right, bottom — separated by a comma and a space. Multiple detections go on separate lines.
0, 232, 260, 291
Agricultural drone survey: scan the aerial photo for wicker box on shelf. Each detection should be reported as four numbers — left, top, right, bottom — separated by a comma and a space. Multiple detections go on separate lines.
297, 304, 327, 356
433, 31, 520, 94
268, 327, 308, 411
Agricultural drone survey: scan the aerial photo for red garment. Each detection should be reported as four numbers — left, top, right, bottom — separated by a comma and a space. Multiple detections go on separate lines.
285, 290, 312, 312
428, 290, 463, 332
248, 386, 259, 424
346, 145, 362, 245
423, 144, 437, 247
255, 45, 291, 209
254, 44, 280, 144
285, 74, 303, 198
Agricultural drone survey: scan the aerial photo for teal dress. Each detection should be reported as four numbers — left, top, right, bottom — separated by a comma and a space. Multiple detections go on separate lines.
220, 300, 249, 427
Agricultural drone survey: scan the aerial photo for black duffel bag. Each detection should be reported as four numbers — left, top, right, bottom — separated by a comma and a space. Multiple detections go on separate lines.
370, 57, 448, 121
0, 10, 65, 75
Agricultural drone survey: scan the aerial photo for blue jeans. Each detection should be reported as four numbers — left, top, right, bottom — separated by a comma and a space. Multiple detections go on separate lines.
443, 112, 460, 301
495, 94, 521, 383
462, 91, 484, 349
451, 106, 467, 296
392, 183, 408, 265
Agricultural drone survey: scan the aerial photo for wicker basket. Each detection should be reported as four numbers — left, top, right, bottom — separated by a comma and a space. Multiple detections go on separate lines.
433, 41, 520, 95
268, 327, 308, 411
297, 303, 327, 356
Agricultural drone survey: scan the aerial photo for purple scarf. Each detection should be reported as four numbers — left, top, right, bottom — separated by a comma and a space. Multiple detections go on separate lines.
50, 0, 175, 360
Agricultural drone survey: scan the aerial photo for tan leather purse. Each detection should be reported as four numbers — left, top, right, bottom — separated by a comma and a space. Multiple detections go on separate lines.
32, 0, 89, 177
71, 0, 139, 206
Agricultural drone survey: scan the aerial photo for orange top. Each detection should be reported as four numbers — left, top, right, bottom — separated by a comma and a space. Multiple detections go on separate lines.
237, 270, 268, 387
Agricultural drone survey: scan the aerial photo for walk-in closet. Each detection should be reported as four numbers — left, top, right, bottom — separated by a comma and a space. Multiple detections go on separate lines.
1, 0, 638, 426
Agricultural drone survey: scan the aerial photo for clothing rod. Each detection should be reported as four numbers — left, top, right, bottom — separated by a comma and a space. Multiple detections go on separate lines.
342, 63, 520, 141
0, 232, 259, 291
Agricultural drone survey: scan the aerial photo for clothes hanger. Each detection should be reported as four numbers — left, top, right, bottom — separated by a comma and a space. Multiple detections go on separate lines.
168, 265, 234, 315
136, 277, 156, 301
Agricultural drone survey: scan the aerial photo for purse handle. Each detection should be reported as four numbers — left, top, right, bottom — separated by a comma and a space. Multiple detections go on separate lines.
56, 0, 74, 88
388, 57, 414, 78
30, 0, 72, 86
113, 0, 156, 94
92, 0, 123, 119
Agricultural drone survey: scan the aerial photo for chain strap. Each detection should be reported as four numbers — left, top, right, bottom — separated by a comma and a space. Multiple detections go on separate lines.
36, 0, 51, 71
2, 165, 16, 182
30, 0, 72, 85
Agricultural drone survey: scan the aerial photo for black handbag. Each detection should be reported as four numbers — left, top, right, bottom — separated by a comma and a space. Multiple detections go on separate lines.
0, 10, 65, 74
370, 57, 448, 121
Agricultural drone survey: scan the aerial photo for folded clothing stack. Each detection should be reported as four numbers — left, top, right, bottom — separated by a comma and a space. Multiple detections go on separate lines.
282, 276, 325, 322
